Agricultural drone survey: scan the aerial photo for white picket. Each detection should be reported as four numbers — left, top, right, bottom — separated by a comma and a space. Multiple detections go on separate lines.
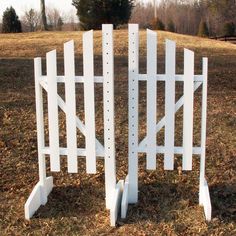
34, 58, 47, 189
183, 49, 194, 170
46, 50, 60, 172
199, 58, 212, 221
83, 30, 96, 174
102, 24, 116, 209
164, 40, 176, 170
128, 24, 139, 203
200, 58, 208, 188
64, 40, 78, 173
146, 29, 157, 170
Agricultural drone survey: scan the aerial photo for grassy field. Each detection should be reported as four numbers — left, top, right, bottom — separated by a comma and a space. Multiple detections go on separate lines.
0, 30, 236, 235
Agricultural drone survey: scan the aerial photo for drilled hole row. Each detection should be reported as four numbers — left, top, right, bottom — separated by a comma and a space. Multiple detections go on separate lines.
105, 33, 111, 158
131, 36, 136, 155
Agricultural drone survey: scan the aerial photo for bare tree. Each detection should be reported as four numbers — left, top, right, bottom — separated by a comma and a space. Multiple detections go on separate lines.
47, 8, 61, 30
22, 9, 40, 32
40, 0, 48, 30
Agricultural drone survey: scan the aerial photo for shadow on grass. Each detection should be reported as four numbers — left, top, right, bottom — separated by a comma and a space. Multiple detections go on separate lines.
120, 180, 236, 225
211, 183, 236, 221
121, 180, 199, 224
34, 183, 106, 219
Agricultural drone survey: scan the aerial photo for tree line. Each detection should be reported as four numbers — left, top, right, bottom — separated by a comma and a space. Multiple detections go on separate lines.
0, 6, 79, 33
1, 0, 235, 38
131, 0, 236, 37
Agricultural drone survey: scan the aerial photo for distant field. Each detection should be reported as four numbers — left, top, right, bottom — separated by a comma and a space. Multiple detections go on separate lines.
0, 30, 236, 235
0, 30, 236, 58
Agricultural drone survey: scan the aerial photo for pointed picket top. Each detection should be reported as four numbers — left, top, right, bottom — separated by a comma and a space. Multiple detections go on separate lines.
64, 40, 74, 50
147, 28, 157, 36
83, 29, 93, 40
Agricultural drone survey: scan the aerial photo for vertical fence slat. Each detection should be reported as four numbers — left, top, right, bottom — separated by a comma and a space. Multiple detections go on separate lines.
164, 40, 176, 170
146, 29, 157, 170
46, 50, 60, 171
200, 58, 208, 187
102, 24, 116, 209
183, 49, 194, 170
34, 58, 47, 185
128, 24, 139, 203
64, 40, 78, 173
83, 30, 96, 174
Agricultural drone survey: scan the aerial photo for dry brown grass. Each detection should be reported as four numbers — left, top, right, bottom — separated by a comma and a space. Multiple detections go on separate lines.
0, 30, 236, 235
0, 30, 236, 58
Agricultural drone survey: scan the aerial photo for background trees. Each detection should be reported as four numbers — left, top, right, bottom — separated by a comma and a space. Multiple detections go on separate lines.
40, 0, 48, 30
130, 0, 236, 37
72, 0, 134, 30
2, 7, 22, 33
1, 0, 235, 36
198, 19, 209, 37
22, 9, 40, 32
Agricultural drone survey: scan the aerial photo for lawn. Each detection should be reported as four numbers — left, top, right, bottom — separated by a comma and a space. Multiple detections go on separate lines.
0, 30, 236, 235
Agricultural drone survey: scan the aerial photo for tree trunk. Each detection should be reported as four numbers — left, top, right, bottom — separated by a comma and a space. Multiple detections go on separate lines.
40, 0, 48, 30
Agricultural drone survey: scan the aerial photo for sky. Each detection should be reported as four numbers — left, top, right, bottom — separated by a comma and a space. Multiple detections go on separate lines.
0, 0, 77, 20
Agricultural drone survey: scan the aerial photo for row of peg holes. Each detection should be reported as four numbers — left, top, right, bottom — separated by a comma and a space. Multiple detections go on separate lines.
131, 34, 136, 154
105, 33, 111, 158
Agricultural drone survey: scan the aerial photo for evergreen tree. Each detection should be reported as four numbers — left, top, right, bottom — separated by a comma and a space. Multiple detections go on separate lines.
2, 7, 22, 33
72, 0, 134, 30
151, 17, 165, 30
57, 17, 64, 31
198, 19, 209, 37
167, 19, 175, 32
223, 22, 235, 36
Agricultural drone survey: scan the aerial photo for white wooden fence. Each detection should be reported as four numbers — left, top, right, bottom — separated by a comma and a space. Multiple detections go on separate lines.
121, 24, 211, 221
24, 24, 123, 227
25, 23, 211, 226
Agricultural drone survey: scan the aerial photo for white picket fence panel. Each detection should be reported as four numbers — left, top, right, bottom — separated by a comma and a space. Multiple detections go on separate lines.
25, 23, 211, 226
121, 24, 211, 221
24, 24, 123, 227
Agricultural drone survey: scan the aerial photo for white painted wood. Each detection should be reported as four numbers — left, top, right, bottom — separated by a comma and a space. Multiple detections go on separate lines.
25, 176, 53, 219
137, 145, 201, 155
41, 74, 203, 83
42, 147, 104, 157
199, 58, 211, 221
40, 75, 104, 83
138, 82, 202, 149
146, 29, 157, 170
34, 58, 47, 188
110, 180, 124, 226
182, 49, 194, 171
164, 40, 176, 170
64, 40, 78, 173
128, 24, 139, 203
200, 58, 208, 190
46, 50, 60, 171
26, 25, 122, 226
138, 74, 203, 82
83, 30, 96, 174
121, 175, 129, 218
200, 178, 212, 221
102, 24, 116, 209
40, 80, 104, 154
